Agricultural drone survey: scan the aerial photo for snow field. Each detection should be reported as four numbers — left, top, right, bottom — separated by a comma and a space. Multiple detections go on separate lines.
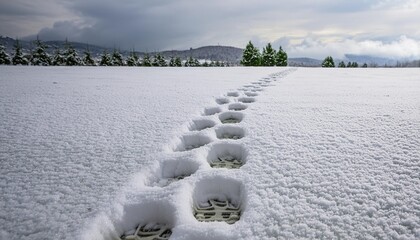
82, 68, 297, 239
0, 66, 284, 240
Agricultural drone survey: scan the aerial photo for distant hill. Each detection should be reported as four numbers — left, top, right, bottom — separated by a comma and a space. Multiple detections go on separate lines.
0, 36, 244, 63
344, 54, 397, 66
288, 57, 322, 67
2, 36, 418, 67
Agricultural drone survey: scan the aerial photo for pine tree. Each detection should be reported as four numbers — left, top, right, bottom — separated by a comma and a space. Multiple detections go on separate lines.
158, 54, 167, 67
338, 61, 346, 68
99, 51, 111, 66
126, 50, 139, 66
111, 49, 124, 66
347, 62, 352, 68
202, 61, 209, 67
0, 44, 11, 65
185, 56, 200, 67
63, 40, 80, 66
31, 37, 51, 66
12, 39, 29, 65
362, 63, 368, 68
169, 56, 176, 67
82, 46, 95, 66
261, 43, 276, 66
351, 62, 358, 68
175, 57, 182, 67
241, 41, 261, 66
275, 46, 288, 66
52, 47, 65, 66
322, 56, 335, 68
141, 54, 152, 66
152, 53, 166, 66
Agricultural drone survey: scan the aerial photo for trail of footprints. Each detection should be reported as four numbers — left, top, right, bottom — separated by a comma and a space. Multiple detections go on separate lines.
119, 69, 296, 240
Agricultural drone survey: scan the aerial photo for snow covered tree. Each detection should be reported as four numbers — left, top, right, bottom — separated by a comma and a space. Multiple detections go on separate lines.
141, 54, 152, 66
152, 54, 167, 67
63, 40, 80, 66
169, 56, 176, 67
184, 56, 200, 67
82, 46, 95, 66
169, 56, 182, 67
31, 37, 51, 66
126, 50, 139, 66
275, 46, 288, 66
12, 39, 29, 65
241, 41, 261, 66
338, 61, 346, 68
322, 56, 335, 68
99, 51, 111, 66
0, 44, 11, 65
111, 49, 124, 66
52, 47, 65, 66
261, 43, 276, 66
175, 57, 182, 67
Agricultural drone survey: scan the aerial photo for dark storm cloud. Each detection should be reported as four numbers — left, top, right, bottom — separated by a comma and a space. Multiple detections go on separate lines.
1, 0, 420, 58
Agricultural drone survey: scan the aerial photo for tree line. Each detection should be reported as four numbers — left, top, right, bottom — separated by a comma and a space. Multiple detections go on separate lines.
321, 56, 368, 68
0, 38, 232, 67
241, 41, 288, 66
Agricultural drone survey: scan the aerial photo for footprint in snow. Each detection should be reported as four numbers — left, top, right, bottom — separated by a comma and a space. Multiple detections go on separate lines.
173, 133, 212, 151
226, 91, 240, 97
228, 103, 247, 111
215, 97, 230, 105
188, 118, 217, 131
193, 177, 243, 224
238, 97, 256, 104
203, 106, 222, 116
215, 125, 245, 140
207, 143, 247, 169
219, 111, 244, 124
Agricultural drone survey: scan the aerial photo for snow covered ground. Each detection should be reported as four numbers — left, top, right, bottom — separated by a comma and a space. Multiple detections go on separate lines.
1, 67, 419, 239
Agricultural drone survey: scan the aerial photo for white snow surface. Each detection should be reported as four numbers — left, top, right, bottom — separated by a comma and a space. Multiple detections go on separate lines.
1, 66, 419, 239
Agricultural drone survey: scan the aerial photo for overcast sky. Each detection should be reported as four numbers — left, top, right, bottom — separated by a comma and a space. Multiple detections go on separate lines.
1, 0, 420, 59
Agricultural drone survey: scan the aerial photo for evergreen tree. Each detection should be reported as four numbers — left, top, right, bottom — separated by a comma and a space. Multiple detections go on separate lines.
261, 43, 276, 66
174, 57, 182, 67
52, 47, 65, 66
185, 56, 200, 67
275, 46, 288, 66
82, 46, 95, 66
12, 39, 29, 65
338, 61, 346, 68
0, 44, 11, 65
347, 62, 352, 68
99, 51, 112, 66
241, 41, 261, 66
351, 62, 358, 68
111, 49, 124, 66
126, 50, 139, 66
141, 54, 152, 66
63, 40, 80, 66
31, 37, 51, 66
152, 53, 167, 66
202, 61, 209, 67
169, 56, 176, 67
362, 63, 368, 68
322, 56, 335, 68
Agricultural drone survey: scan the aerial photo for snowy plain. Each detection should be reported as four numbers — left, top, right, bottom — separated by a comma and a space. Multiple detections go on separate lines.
1, 66, 420, 239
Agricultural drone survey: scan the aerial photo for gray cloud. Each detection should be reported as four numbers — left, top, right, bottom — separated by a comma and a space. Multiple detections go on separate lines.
1, 0, 420, 58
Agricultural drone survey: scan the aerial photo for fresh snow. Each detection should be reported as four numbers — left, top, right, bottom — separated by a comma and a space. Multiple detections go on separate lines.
1, 66, 419, 240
